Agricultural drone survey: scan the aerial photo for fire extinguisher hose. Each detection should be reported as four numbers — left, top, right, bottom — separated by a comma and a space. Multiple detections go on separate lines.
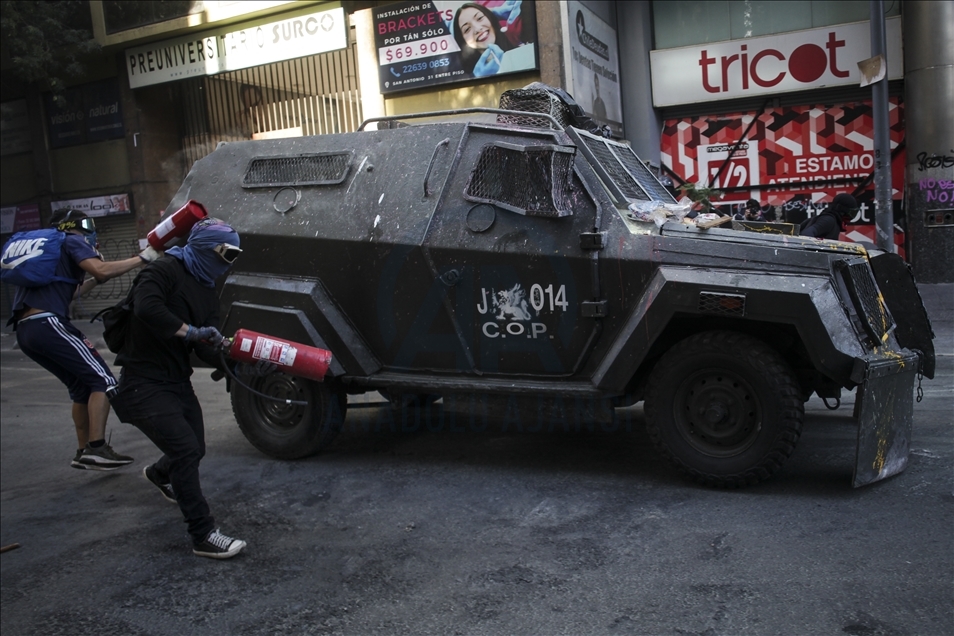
217, 349, 308, 406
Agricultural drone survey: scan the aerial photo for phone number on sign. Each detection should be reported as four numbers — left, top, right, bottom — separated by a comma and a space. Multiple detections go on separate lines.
399, 58, 451, 74
378, 35, 456, 65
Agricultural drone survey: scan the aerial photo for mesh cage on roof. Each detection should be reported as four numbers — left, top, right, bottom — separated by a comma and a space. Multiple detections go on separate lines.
497, 88, 572, 130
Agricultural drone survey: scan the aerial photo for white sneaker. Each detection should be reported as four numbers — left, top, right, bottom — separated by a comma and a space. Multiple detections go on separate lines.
193, 529, 246, 559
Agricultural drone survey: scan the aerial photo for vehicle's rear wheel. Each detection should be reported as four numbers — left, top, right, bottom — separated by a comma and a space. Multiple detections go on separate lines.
644, 331, 804, 487
230, 368, 346, 459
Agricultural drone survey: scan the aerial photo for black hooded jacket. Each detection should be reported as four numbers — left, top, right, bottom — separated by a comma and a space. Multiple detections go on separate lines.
116, 257, 221, 382
799, 209, 844, 240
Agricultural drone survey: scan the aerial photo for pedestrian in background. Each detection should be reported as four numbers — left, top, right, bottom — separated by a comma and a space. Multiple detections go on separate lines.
109, 217, 247, 559
5, 209, 159, 470
800, 193, 859, 240
734, 199, 765, 221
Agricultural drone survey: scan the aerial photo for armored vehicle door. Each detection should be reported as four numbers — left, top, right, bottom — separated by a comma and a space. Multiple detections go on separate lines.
418, 124, 604, 377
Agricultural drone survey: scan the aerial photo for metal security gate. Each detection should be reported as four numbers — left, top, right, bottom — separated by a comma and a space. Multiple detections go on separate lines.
176, 41, 362, 168
72, 214, 139, 319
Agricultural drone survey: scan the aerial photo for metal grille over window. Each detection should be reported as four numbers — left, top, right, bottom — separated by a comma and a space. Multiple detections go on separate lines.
841, 260, 895, 343
496, 87, 572, 130
698, 292, 746, 317
175, 42, 362, 169
243, 153, 352, 188
464, 143, 576, 217
571, 129, 676, 205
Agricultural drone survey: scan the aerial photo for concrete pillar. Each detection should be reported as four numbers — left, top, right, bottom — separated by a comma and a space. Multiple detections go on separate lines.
352, 9, 386, 123
120, 56, 187, 237
537, 0, 568, 89
616, 1, 661, 165
903, 1, 954, 283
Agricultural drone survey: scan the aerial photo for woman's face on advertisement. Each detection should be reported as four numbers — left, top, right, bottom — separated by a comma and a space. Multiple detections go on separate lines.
458, 7, 495, 50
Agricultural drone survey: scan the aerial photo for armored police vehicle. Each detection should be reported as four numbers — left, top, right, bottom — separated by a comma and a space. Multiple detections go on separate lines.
164, 86, 935, 488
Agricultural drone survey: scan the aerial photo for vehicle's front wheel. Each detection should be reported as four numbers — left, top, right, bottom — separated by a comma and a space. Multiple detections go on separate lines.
230, 368, 347, 459
644, 331, 804, 487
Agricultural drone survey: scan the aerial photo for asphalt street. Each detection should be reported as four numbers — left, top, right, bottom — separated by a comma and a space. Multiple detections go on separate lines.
1, 285, 951, 636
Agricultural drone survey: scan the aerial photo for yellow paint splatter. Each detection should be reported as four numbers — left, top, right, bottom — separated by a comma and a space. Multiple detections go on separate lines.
872, 435, 887, 473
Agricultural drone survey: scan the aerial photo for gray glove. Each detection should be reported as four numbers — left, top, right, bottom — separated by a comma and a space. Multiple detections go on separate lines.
139, 246, 162, 262
184, 325, 224, 347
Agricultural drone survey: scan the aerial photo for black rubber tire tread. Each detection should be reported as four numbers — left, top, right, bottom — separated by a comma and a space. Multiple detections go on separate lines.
644, 330, 804, 488
231, 370, 347, 460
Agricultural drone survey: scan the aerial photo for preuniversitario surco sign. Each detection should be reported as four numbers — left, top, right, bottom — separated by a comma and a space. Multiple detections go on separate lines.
125, 7, 347, 89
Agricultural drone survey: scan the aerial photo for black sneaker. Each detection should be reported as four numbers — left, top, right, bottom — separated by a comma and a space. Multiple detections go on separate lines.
70, 449, 89, 470
143, 465, 176, 503
76, 442, 134, 471
193, 529, 246, 559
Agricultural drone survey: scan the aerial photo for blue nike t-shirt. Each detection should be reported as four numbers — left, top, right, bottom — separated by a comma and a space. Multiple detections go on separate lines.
12, 233, 99, 320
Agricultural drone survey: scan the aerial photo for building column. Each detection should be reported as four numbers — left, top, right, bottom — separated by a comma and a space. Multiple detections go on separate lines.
903, 0, 954, 283
119, 55, 185, 238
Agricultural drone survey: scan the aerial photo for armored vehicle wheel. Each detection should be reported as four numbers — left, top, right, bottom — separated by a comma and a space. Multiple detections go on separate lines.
644, 331, 804, 487
231, 370, 347, 460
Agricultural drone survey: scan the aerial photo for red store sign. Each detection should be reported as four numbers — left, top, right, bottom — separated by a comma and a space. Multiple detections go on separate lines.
660, 98, 906, 208
660, 99, 907, 255
650, 18, 902, 107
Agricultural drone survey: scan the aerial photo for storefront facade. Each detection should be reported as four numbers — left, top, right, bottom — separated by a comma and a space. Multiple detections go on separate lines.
650, 4, 907, 247
1, 1, 362, 318
629, 0, 951, 281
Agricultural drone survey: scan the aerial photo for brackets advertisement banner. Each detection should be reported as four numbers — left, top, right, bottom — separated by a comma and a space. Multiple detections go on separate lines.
373, 1, 538, 94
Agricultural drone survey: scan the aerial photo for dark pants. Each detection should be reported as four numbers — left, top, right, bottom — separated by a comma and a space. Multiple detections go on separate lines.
16, 313, 116, 403
111, 372, 214, 544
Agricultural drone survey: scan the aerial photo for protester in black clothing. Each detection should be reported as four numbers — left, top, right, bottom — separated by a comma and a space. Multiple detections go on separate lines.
800, 193, 859, 240
110, 217, 247, 559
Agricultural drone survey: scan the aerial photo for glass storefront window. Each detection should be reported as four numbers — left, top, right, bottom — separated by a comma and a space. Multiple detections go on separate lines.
653, 0, 901, 49
728, 1, 811, 39
103, 1, 195, 34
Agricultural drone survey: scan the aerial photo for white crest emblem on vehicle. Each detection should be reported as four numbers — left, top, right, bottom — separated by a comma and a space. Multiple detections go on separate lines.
495, 284, 533, 321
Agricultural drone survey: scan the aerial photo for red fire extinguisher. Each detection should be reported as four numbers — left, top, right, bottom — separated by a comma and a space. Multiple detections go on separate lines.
147, 200, 208, 250
228, 329, 332, 382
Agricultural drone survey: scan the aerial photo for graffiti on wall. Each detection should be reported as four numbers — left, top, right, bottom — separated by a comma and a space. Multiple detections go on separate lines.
916, 151, 954, 172
919, 178, 954, 205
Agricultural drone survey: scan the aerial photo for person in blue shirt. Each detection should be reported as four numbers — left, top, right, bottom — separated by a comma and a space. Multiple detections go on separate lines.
10, 209, 159, 470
